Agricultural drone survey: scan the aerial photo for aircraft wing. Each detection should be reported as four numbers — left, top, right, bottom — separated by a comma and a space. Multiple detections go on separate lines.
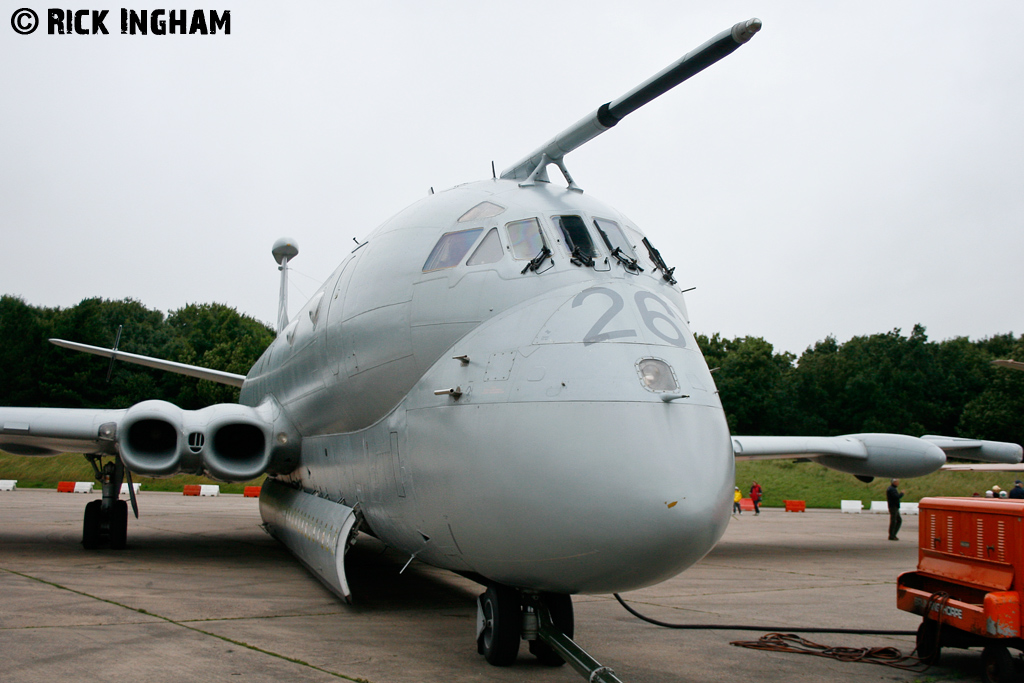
731, 433, 1023, 479
940, 463, 1024, 472
992, 359, 1024, 371
0, 407, 125, 456
0, 342, 290, 480
1, 397, 297, 480
50, 339, 246, 387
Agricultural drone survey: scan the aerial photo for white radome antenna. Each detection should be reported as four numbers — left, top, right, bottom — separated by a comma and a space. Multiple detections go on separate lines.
273, 237, 299, 334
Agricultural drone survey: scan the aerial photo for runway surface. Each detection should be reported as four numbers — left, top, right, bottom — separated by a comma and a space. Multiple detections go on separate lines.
0, 489, 993, 682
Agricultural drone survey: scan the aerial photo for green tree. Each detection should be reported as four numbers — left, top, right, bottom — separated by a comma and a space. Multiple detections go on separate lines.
0, 297, 273, 410
696, 333, 796, 434
164, 303, 274, 408
959, 338, 1024, 445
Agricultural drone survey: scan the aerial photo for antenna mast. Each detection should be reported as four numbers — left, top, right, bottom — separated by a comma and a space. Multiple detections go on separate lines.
272, 238, 299, 334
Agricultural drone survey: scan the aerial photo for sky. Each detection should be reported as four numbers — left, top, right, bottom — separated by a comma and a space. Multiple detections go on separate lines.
2, 1, 1022, 355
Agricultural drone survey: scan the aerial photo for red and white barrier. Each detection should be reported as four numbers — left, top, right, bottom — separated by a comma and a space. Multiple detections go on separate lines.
120, 483, 141, 496
183, 484, 220, 496
58, 481, 94, 493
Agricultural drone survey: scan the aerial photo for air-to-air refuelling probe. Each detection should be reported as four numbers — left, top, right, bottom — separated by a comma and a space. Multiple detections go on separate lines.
2, 19, 1020, 682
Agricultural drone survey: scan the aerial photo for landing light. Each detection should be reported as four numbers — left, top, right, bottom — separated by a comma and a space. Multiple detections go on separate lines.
637, 359, 678, 392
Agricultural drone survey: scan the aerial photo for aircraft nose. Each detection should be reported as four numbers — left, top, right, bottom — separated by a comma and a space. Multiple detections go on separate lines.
410, 398, 734, 594
406, 280, 733, 593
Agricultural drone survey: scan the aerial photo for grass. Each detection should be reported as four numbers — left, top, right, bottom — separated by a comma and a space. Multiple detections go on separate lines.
736, 459, 1017, 508
0, 451, 264, 494
1, 451, 1015, 506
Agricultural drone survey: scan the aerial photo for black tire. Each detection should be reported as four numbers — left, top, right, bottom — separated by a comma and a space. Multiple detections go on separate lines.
529, 592, 573, 666
82, 500, 102, 549
915, 618, 941, 665
477, 585, 520, 666
981, 645, 1015, 683
109, 500, 128, 550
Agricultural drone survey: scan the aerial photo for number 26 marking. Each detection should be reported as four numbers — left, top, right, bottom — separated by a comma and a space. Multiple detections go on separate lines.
572, 288, 687, 348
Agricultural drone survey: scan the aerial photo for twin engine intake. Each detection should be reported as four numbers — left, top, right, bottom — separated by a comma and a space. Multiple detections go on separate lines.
118, 399, 298, 481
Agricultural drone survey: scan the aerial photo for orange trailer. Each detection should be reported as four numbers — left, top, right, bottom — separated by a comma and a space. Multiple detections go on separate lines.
896, 497, 1023, 683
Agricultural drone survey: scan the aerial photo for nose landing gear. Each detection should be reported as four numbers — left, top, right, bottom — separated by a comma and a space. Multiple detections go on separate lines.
475, 586, 625, 682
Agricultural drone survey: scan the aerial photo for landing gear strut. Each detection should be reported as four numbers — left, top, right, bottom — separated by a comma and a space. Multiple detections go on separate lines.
82, 456, 133, 550
476, 586, 624, 682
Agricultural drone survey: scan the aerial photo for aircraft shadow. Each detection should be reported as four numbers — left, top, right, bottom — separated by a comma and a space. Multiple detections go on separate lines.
1, 525, 479, 614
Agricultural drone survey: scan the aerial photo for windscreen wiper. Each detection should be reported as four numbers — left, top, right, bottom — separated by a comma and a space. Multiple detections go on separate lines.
521, 244, 553, 274
569, 245, 595, 268
642, 237, 676, 284
610, 247, 643, 273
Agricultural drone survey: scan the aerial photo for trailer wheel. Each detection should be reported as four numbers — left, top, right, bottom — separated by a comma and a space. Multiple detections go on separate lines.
981, 644, 1014, 683
915, 618, 941, 664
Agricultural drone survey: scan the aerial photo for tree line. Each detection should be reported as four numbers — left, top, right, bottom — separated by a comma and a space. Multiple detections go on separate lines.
699, 324, 1024, 445
0, 295, 274, 410
1, 296, 1022, 446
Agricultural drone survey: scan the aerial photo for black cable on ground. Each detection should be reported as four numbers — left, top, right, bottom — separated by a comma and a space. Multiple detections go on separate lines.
729, 633, 929, 672
613, 593, 917, 636
613, 593, 928, 672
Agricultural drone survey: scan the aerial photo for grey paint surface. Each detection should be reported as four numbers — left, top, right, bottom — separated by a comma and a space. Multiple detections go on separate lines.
2, 488, 994, 683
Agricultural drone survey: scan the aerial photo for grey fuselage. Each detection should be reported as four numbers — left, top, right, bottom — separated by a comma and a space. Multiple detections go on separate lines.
240, 178, 733, 595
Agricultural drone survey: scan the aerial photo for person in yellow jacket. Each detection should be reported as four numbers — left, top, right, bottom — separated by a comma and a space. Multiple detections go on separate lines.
733, 486, 742, 516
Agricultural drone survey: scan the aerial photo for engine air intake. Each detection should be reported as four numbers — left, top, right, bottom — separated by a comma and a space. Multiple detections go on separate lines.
127, 419, 177, 457
212, 424, 265, 461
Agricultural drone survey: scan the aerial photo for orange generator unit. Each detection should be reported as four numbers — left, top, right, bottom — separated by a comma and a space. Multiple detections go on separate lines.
897, 497, 1023, 683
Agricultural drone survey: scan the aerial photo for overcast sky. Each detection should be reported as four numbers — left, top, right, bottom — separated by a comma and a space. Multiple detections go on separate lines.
2, 1, 1021, 355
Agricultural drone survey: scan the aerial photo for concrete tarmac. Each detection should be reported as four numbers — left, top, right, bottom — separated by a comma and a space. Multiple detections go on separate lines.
0, 490, 996, 683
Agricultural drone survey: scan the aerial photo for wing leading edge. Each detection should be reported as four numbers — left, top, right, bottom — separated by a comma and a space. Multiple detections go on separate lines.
0, 407, 124, 456
49, 339, 246, 387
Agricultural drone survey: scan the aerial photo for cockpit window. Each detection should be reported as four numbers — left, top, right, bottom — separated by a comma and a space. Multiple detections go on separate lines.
505, 218, 545, 260
458, 201, 506, 223
593, 218, 636, 259
422, 228, 483, 272
594, 218, 643, 272
553, 215, 598, 258
466, 227, 504, 266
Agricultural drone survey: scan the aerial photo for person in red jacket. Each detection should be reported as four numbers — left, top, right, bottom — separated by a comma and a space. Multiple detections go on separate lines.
750, 481, 763, 516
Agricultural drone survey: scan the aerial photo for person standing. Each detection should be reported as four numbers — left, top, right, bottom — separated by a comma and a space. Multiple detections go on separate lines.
733, 487, 742, 516
750, 481, 763, 515
886, 478, 904, 540
1009, 481, 1024, 499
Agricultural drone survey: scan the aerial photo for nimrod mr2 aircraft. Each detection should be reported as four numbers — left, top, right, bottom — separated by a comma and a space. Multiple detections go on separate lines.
2, 19, 1020, 683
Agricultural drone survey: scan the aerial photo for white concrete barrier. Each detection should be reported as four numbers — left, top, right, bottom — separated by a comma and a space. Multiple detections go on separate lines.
869, 501, 888, 513
120, 483, 141, 496
0, 480, 16, 491
199, 485, 220, 497
900, 502, 919, 515
73, 482, 94, 493
840, 500, 863, 513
